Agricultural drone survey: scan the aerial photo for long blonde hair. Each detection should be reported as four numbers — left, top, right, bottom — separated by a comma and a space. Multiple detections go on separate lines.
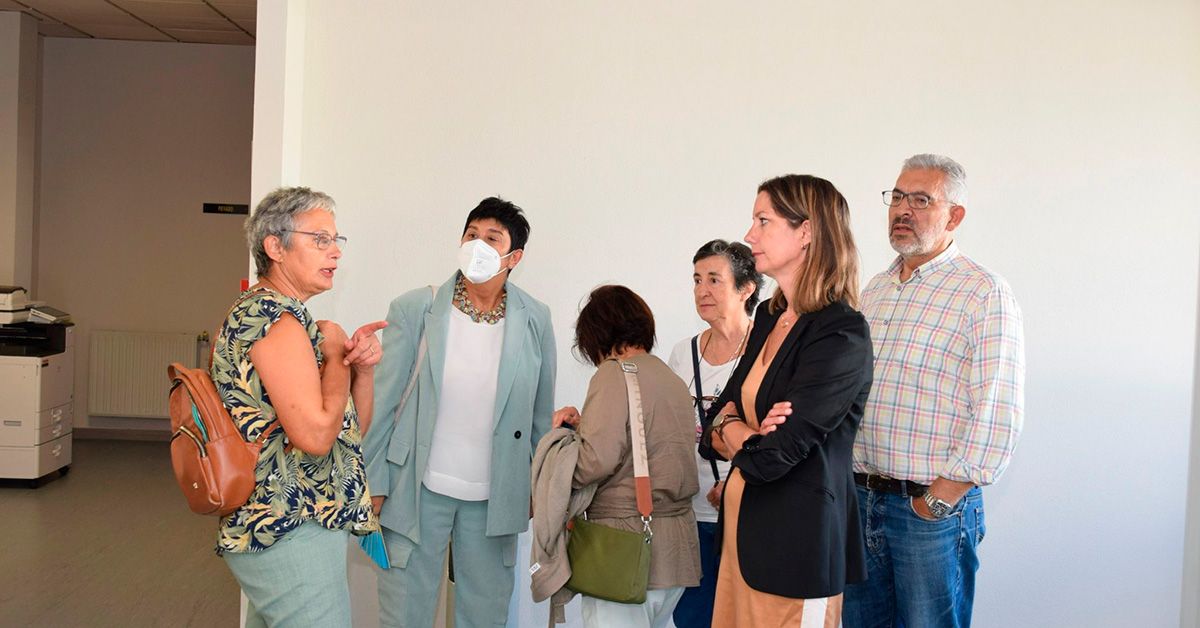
758, 175, 860, 314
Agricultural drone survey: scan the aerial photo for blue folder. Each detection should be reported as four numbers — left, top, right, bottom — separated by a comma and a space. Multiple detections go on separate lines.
358, 530, 390, 570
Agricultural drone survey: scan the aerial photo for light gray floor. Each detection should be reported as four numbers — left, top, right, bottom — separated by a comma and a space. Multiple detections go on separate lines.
0, 439, 239, 627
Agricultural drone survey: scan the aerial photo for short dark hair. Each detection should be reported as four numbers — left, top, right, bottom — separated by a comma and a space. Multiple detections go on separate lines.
692, 239, 763, 315
461, 197, 531, 253
574, 285, 656, 366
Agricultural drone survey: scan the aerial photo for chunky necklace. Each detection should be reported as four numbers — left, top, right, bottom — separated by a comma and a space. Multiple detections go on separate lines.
453, 273, 506, 324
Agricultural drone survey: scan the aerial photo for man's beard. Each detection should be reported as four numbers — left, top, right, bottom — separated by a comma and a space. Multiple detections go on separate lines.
889, 216, 932, 257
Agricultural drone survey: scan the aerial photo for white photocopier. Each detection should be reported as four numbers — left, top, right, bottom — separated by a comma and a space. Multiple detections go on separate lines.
0, 296, 74, 486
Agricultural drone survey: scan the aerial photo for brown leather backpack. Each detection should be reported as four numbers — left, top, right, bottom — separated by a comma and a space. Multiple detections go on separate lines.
167, 288, 280, 516
167, 363, 280, 516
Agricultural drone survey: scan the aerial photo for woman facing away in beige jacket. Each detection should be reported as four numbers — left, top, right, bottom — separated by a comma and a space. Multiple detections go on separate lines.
551, 284, 701, 628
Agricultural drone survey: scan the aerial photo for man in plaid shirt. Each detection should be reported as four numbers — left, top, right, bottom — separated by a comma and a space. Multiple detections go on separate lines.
843, 154, 1025, 628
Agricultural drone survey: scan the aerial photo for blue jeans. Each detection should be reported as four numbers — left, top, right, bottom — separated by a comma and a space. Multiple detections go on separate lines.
843, 486, 986, 628
672, 521, 719, 628
223, 521, 352, 628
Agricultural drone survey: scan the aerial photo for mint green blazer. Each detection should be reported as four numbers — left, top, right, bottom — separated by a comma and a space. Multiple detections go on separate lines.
363, 273, 556, 552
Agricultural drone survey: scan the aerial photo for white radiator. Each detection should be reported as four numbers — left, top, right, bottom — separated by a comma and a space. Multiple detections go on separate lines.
88, 330, 198, 419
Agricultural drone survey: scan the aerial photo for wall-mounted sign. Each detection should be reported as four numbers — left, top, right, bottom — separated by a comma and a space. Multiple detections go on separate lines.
203, 203, 249, 215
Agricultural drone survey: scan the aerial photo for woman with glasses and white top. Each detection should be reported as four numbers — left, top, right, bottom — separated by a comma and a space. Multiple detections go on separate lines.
666, 239, 762, 628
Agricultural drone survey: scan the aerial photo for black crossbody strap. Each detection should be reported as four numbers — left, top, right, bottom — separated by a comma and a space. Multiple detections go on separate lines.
691, 334, 721, 483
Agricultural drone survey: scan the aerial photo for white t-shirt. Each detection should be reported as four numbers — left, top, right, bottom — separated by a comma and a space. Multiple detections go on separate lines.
423, 307, 505, 501
667, 333, 741, 523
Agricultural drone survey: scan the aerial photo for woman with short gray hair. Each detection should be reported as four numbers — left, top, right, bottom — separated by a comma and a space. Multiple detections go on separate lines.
211, 186, 387, 627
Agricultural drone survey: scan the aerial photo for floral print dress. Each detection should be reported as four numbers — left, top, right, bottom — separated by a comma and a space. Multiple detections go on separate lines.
211, 288, 377, 554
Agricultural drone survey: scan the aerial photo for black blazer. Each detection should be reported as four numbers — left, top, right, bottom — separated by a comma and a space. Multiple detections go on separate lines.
701, 299, 872, 599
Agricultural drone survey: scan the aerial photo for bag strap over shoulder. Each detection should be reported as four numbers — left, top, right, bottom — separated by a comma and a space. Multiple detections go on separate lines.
691, 335, 722, 484
395, 284, 438, 420
617, 360, 653, 524
398, 335, 427, 413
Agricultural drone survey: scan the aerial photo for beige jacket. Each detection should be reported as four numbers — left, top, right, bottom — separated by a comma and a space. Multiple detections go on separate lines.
572, 355, 701, 590
529, 427, 596, 624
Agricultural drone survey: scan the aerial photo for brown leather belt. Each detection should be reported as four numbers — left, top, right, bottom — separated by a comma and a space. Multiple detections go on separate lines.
854, 473, 928, 497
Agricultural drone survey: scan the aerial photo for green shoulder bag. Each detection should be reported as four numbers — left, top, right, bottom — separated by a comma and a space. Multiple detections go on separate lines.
565, 360, 654, 604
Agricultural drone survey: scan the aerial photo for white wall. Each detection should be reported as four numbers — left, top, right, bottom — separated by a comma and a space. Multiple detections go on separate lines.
37, 38, 254, 429
257, 2, 1200, 626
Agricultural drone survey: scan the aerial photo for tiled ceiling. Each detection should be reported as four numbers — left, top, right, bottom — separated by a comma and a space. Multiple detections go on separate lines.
0, 0, 254, 45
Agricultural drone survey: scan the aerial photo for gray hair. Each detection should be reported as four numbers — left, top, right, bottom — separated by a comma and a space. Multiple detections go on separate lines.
245, 187, 336, 277
902, 153, 968, 205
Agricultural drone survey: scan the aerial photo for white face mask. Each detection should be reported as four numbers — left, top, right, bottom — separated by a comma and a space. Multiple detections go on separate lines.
457, 239, 514, 284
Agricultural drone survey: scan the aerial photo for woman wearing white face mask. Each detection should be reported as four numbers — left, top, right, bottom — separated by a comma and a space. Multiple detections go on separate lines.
363, 197, 558, 627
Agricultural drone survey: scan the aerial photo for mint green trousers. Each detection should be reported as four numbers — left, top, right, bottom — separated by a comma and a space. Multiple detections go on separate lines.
223, 521, 352, 628
378, 484, 517, 628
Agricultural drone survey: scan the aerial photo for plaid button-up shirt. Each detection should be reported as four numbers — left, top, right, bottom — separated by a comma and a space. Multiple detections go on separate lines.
855, 242, 1025, 486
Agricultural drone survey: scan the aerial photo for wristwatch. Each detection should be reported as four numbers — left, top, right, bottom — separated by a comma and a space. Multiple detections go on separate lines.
923, 492, 955, 519
712, 412, 743, 434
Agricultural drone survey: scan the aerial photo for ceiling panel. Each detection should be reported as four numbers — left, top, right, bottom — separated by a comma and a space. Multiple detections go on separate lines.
163, 27, 250, 44
1, 0, 255, 44
110, 0, 218, 19
38, 21, 89, 37
5, 6, 67, 27
209, 2, 252, 20
21, 0, 145, 26
0, 4, 80, 31
85, 21, 173, 40
141, 14, 237, 30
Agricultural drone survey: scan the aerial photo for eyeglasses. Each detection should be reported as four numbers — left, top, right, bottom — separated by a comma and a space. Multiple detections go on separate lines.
882, 190, 954, 210
284, 230, 347, 251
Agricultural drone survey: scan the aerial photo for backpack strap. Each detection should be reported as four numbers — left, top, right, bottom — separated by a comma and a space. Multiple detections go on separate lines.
253, 422, 284, 446
212, 286, 278, 445
209, 287, 272, 370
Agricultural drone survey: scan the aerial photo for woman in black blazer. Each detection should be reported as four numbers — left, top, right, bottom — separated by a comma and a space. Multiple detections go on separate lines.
702, 174, 873, 627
